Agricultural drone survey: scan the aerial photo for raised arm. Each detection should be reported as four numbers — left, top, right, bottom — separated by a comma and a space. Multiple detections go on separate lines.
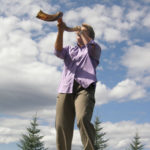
79, 30, 92, 45
55, 21, 66, 51
77, 24, 92, 45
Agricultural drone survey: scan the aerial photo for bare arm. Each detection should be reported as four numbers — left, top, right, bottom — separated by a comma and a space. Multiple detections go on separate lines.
80, 30, 92, 45
55, 30, 64, 51
76, 24, 92, 45
55, 21, 66, 51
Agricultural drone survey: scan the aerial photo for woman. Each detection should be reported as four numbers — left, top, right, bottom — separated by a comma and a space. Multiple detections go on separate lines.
54, 21, 101, 150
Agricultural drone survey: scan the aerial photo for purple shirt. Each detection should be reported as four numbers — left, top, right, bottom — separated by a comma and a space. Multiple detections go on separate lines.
54, 40, 101, 93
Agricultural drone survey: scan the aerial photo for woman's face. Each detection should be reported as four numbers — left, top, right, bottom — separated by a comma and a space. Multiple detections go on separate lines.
76, 26, 88, 46
76, 32, 83, 45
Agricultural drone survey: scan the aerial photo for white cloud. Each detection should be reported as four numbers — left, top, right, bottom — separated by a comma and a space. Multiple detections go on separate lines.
143, 13, 150, 27
17, 107, 57, 126
0, 118, 29, 143
63, 3, 149, 43
0, 0, 148, 118
64, 4, 129, 42
95, 79, 146, 105
0, 1, 149, 149
18, 20, 42, 32
124, 1, 150, 30
0, 61, 61, 113
0, 0, 76, 115
142, 76, 150, 87
103, 121, 150, 150
95, 82, 110, 105
126, 10, 145, 22
104, 28, 125, 42
0, 116, 82, 149
144, 0, 150, 3
0, 16, 19, 39
121, 43, 150, 91
110, 79, 146, 100
0, 14, 62, 114
64, 9, 82, 26
1, 117, 150, 150
111, 5, 124, 19
0, 0, 59, 18
121, 43, 150, 76
99, 43, 107, 50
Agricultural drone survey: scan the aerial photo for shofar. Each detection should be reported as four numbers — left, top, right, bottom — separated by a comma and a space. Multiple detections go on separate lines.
36, 10, 79, 32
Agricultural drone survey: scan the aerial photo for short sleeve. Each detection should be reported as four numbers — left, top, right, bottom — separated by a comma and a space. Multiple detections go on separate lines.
54, 46, 69, 59
86, 40, 101, 63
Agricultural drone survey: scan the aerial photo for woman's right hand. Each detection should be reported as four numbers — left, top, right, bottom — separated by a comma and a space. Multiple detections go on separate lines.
57, 21, 66, 32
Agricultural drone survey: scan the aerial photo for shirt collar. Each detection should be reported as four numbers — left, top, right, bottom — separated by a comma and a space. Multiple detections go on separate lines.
77, 43, 85, 49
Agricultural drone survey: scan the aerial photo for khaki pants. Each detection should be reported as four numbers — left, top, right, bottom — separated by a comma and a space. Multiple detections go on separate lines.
55, 80, 96, 150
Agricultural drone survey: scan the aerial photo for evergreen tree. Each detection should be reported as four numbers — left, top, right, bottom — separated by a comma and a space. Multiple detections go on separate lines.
17, 115, 48, 150
128, 132, 144, 150
94, 116, 108, 150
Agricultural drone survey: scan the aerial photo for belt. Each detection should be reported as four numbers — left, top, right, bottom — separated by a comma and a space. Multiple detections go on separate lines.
87, 82, 96, 90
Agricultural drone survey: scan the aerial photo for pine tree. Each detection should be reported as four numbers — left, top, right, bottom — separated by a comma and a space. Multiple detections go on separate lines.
94, 116, 108, 150
128, 132, 144, 150
17, 115, 48, 150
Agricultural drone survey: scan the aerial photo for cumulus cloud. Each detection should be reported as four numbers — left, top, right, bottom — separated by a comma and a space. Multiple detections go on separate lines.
95, 79, 146, 105
0, 116, 82, 149
0, 8, 62, 114
0, 118, 29, 143
126, 9, 145, 22
144, 0, 150, 3
95, 81, 110, 105
110, 79, 146, 100
103, 121, 150, 150
143, 13, 150, 27
0, 0, 149, 114
121, 43, 150, 89
142, 76, 150, 87
0, 0, 59, 18
0, 0, 149, 149
104, 28, 125, 42
64, 4, 129, 42
122, 43, 150, 74
1, 117, 150, 150
63, 2, 150, 44
0, 0, 79, 114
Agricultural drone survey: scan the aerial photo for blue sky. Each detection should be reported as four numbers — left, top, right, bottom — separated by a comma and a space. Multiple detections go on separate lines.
0, 0, 150, 150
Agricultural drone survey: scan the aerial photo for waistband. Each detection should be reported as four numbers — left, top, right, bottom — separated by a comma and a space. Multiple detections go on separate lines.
73, 80, 96, 93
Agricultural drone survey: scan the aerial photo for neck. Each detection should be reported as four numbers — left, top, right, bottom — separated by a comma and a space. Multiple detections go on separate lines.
77, 42, 84, 48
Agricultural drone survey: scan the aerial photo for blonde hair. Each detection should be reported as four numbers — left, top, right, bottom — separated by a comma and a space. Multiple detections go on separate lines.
82, 23, 95, 40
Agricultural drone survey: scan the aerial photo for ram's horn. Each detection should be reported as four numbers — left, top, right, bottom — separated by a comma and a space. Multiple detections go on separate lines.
36, 10, 79, 32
